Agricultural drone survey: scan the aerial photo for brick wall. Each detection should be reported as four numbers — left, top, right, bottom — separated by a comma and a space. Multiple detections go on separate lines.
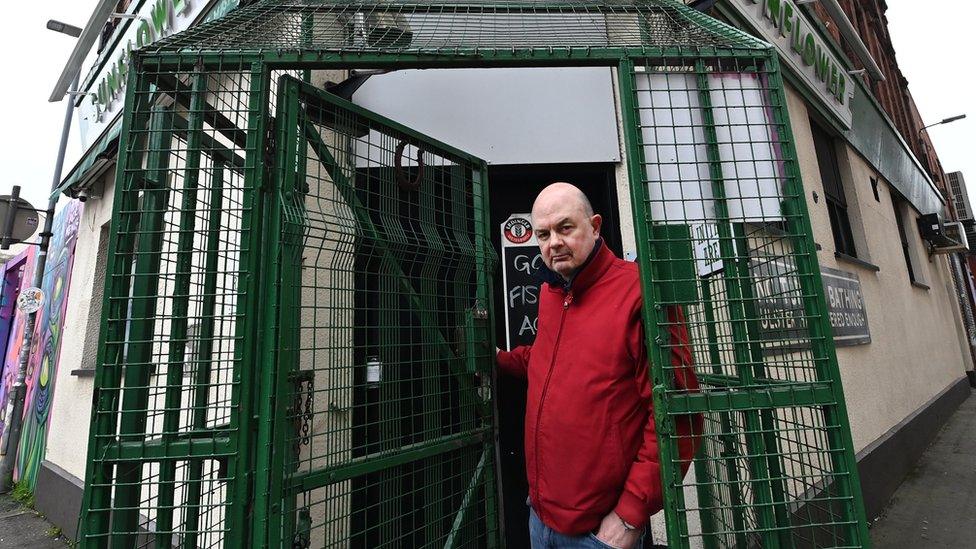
809, 0, 951, 212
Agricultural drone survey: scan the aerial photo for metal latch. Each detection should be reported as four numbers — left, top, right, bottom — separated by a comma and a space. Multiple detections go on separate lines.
461, 300, 490, 374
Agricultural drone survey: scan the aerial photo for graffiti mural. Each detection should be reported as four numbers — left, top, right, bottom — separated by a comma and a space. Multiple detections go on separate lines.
0, 258, 24, 360
11, 200, 83, 487
0, 247, 37, 452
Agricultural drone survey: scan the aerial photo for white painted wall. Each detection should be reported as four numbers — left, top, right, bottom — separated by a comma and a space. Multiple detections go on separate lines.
352, 67, 620, 165
784, 85, 969, 452
45, 171, 115, 481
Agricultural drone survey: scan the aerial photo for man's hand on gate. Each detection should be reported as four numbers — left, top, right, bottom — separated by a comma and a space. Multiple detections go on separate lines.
593, 510, 642, 549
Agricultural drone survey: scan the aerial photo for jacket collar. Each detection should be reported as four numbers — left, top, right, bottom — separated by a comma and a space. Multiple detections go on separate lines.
536, 238, 614, 295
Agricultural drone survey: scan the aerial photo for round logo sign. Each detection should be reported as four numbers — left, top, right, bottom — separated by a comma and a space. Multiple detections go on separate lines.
504, 217, 533, 244
17, 287, 44, 314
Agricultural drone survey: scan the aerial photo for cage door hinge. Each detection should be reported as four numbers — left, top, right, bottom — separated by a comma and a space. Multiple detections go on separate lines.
292, 506, 311, 549
265, 122, 277, 163
261, 119, 278, 192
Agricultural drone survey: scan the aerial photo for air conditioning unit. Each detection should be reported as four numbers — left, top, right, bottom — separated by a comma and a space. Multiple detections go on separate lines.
962, 218, 976, 248
917, 214, 969, 253
938, 221, 970, 253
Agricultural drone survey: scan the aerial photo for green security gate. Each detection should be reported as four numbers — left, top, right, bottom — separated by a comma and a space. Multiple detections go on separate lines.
260, 75, 498, 546
77, 1, 870, 548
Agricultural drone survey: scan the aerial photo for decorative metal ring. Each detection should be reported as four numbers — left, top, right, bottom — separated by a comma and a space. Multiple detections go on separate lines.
394, 140, 423, 191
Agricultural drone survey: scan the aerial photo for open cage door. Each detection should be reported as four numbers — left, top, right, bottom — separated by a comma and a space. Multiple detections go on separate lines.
618, 56, 870, 549
259, 75, 500, 548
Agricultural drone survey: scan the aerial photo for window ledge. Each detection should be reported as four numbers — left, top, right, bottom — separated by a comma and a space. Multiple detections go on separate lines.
834, 252, 880, 272
911, 280, 931, 291
70, 368, 96, 378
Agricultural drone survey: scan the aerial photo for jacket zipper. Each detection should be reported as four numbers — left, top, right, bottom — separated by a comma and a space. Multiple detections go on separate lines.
533, 290, 573, 522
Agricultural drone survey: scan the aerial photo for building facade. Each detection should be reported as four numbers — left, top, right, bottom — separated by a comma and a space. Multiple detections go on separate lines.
699, 0, 974, 523
15, 0, 973, 545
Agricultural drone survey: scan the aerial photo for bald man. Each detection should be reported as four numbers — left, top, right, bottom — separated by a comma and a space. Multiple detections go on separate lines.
496, 183, 700, 549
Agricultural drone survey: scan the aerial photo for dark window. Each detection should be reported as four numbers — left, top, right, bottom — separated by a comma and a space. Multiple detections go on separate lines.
892, 197, 917, 283
811, 120, 857, 257
80, 224, 111, 371
98, 1, 133, 54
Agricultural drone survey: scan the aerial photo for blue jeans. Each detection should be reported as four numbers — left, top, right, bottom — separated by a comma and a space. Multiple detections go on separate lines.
528, 505, 647, 549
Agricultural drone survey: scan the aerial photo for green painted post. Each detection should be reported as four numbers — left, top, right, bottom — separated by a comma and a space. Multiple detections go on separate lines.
473, 162, 501, 548
226, 61, 273, 549
109, 103, 175, 547
277, 87, 309, 549
154, 71, 207, 549
180, 160, 225, 548
79, 61, 153, 549
691, 456, 718, 549
732, 227, 795, 547
252, 69, 292, 549
275, 74, 306, 547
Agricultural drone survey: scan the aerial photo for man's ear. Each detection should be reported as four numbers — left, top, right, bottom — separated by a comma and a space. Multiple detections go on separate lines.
591, 214, 603, 236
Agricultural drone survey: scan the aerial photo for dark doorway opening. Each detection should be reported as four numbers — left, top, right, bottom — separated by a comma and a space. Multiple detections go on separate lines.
488, 163, 623, 548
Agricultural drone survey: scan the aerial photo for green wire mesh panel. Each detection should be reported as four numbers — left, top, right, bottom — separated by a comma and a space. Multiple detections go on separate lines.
145, 0, 768, 57
79, 61, 268, 547
265, 76, 498, 547
618, 54, 870, 548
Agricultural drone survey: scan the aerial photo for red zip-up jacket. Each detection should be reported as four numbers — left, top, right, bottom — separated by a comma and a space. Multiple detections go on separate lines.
497, 241, 701, 535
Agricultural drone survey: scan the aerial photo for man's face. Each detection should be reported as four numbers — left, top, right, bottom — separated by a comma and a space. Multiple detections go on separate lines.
532, 193, 602, 280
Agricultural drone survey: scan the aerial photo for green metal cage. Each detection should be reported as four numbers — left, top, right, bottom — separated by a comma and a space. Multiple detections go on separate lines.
78, 1, 870, 547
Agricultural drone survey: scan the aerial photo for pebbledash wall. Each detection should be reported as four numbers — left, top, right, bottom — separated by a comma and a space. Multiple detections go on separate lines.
33, 0, 973, 542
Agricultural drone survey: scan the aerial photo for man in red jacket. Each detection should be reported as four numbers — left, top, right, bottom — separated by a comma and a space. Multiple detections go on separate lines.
496, 183, 700, 548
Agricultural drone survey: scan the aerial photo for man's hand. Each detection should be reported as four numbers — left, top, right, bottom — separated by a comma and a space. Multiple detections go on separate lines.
592, 511, 642, 549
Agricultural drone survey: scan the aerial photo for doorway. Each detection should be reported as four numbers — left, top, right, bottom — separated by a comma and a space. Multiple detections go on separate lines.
488, 163, 622, 548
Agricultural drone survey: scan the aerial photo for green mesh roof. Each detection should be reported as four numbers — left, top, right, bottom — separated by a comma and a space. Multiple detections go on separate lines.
147, 0, 769, 55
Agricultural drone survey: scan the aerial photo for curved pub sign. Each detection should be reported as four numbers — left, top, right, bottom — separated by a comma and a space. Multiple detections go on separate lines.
730, 0, 854, 129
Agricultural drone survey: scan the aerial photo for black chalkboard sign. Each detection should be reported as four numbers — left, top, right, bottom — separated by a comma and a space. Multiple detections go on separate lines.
500, 213, 542, 350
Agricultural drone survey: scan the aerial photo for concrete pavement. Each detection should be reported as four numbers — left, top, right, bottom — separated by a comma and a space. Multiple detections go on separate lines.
0, 395, 971, 547
870, 392, 975, 548
0, 492, 68, 548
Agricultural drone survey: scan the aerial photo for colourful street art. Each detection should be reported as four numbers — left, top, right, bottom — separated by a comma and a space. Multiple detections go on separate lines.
0, 257, 24, 360
0, 200, 83, 488
0, 246, 38, 452
15, 200, 84, 487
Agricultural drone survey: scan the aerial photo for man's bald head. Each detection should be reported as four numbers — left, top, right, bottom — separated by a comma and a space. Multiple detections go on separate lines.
530, 182, 602, 280
532, 182, 594, 220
